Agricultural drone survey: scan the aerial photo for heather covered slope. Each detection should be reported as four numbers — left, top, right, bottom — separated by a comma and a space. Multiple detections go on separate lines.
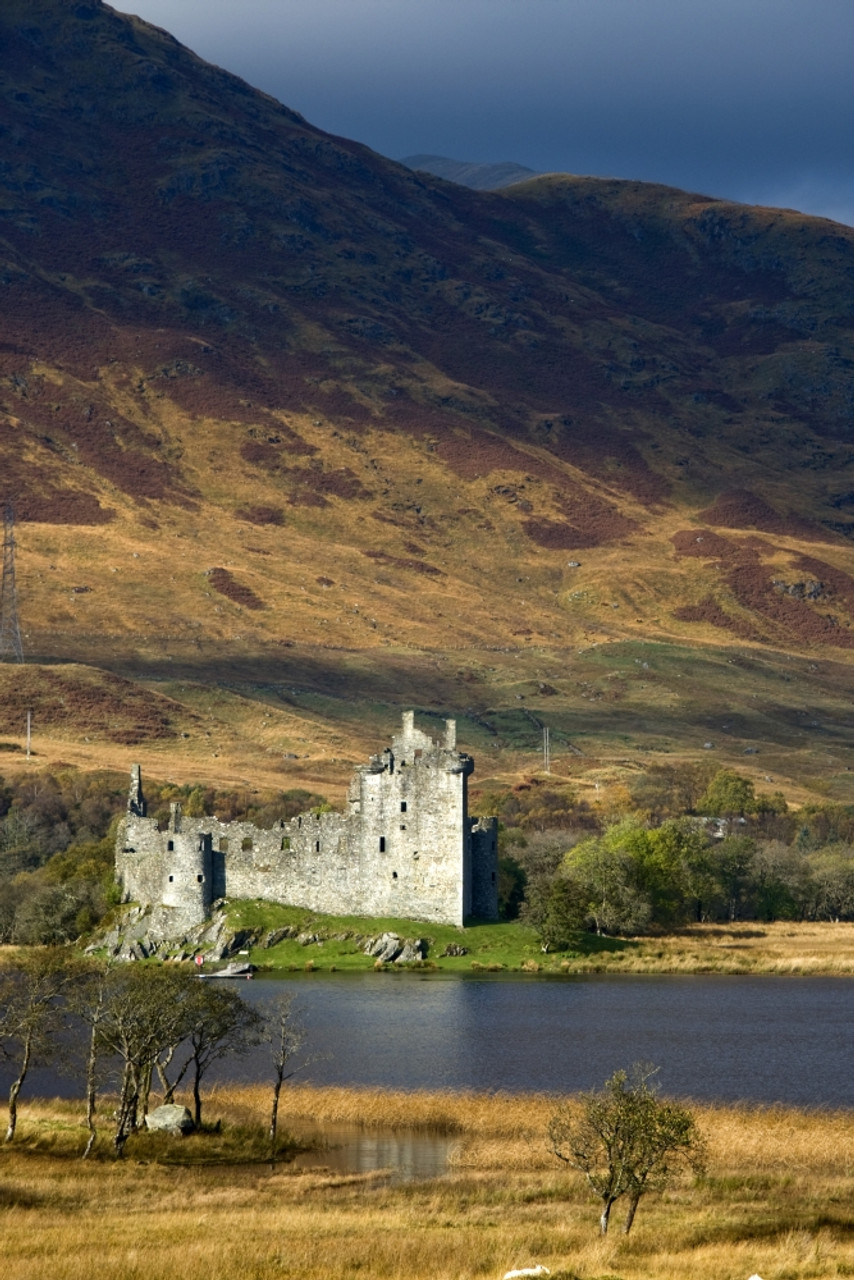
2, 1, 854, 798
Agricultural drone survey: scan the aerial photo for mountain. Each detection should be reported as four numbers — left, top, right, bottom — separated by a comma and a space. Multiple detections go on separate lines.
2, 0, 854, 803
400, 155, 541, 190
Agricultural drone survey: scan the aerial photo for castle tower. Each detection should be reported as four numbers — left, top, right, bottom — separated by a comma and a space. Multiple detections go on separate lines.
160, 802, 213, 929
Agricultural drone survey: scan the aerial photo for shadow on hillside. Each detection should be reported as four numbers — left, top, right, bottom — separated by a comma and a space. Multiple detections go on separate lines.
28, 639, 854, 768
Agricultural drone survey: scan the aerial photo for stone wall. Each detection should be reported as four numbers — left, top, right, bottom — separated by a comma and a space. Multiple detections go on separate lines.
116, 711, 499, 930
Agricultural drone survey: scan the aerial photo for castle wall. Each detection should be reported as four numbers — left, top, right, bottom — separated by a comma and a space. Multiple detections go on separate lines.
117, 712, 499, 932
470, 817, 499, 920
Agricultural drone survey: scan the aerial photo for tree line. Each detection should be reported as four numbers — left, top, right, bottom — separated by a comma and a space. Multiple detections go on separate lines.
3, 758, 854, 950
0, 951, 303, 1158
494, 766, 854, 947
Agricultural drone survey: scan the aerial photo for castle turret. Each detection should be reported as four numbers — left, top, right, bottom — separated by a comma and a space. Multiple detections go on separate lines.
128, 764, 146, 817
161, 801, 212, 930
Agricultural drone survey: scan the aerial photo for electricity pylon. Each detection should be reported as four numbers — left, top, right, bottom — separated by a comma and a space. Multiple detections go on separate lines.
0, 501, 24, 662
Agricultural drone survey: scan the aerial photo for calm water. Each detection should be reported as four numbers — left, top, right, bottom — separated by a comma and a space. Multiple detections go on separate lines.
228, 972, 854, 1108
7, 974, 854, 1108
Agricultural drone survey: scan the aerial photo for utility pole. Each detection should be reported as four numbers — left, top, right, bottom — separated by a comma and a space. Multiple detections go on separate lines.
0, 500, 24, 663
543, 725, 550, 774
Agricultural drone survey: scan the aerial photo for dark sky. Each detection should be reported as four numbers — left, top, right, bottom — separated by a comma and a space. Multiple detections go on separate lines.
125, 0, 853, 226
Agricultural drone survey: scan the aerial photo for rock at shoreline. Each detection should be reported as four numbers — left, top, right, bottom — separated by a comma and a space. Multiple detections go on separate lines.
145, 1104, 195, 1136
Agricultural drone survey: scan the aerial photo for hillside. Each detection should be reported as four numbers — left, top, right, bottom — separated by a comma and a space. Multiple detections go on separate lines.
2, 0, 854, 803
400, 154, 541, 189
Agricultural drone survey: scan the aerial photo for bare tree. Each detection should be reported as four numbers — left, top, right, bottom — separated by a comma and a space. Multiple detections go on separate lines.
157, 983, 264, 1127
547, 1063, 705, 1235
94, 966, 196, 1157
262, 994, 306, 1163
0, 950, 69, 1142
67, 959, 114, 1158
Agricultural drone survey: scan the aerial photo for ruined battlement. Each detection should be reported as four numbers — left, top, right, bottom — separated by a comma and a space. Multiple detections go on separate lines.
116, 711, 498, 931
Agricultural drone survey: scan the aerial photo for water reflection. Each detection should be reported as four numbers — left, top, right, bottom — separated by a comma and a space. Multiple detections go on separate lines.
234, 972, 854, 1107
5, 973, 854, 1109
286, 1121, 457, 1182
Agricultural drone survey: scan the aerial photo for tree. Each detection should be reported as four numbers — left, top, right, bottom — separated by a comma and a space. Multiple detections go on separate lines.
0, 950, 70, 1141
262, 994, 306, 1163
157, 983, 264, 1127
564, 824, 653, 935
698, 769, 757, 818
524, 874, 588, 952
709, 834, 756, 921
68, 960, 112, 1158
629, 761, 716, 821
94, 966, 197, 1157
547, 1063, 705, 1235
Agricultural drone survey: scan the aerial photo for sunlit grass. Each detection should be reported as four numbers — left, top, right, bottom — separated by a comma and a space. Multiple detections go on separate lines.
224, 906, 854, 975
1, 1087, 852, 1279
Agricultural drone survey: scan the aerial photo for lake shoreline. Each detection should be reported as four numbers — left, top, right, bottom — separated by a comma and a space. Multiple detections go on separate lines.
238, 917, 854, 977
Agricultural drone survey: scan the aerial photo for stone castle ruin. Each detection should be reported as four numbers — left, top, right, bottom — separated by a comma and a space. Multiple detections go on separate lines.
116, 712, 498, 931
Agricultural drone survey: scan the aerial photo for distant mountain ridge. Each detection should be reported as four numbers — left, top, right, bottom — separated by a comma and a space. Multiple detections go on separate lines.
400, 154, 541, 190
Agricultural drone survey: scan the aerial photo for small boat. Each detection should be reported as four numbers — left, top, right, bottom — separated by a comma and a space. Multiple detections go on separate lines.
197, 961, 254, 979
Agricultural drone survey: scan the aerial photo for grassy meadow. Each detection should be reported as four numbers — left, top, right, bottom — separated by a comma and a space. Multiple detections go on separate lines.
1, 1085, 852, 1280
228, 903, 854, 976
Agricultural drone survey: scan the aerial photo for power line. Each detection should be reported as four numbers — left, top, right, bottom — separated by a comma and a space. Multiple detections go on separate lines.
0, 500, 24, 663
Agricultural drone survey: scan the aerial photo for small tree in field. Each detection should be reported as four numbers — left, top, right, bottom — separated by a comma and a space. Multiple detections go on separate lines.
0, 951, 69, 1142
547, 1063, 705, 1235
262, 994, 306, 1163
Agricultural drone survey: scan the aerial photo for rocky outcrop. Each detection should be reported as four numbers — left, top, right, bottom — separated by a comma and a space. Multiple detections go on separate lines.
363, 933, 427, 964
88, 904, 261, 963
89, 907, 433, 967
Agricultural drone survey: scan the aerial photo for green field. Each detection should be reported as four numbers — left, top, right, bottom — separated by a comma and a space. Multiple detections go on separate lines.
220, 904, 854, 976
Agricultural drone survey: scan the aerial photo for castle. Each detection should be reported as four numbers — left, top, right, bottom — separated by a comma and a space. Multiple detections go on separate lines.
116, 711, 499, 931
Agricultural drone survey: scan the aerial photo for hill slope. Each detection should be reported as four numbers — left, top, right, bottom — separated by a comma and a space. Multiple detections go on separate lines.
2, 0, 854, 801
400, 155, 541, 189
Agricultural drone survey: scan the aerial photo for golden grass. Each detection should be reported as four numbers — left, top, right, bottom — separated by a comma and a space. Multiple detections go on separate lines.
614, 921, 854, 975
1, 1087, 852, 1280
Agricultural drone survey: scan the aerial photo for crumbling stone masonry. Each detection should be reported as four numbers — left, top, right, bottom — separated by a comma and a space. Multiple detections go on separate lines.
116, 711, 498, 930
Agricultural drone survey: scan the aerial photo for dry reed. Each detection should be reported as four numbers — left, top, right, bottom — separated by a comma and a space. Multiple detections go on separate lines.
0, 1087, 852, 1280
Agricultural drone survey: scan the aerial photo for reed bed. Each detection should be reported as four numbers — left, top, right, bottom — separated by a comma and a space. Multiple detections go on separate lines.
1, 1086, 853, 1280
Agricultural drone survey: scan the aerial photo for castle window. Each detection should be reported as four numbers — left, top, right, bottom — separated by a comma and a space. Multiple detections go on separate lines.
168, 875, 174, 882
241, 837, 253, 851
315, 840, 320, 852
392, 871, 398, 880
281, 837, 291, 851
167, 840, 174, 852
220, 838, 229, 853
197, 874, 204, 883
492, 872, 496, 883
400, 801, 407, 813
379, 837, 386, 853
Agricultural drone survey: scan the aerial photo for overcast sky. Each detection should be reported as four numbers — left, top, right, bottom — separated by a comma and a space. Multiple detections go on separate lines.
123, 0, 853, 226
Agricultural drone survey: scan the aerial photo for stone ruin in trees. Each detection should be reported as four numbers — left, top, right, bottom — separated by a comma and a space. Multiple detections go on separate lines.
116, 711, 498, 931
